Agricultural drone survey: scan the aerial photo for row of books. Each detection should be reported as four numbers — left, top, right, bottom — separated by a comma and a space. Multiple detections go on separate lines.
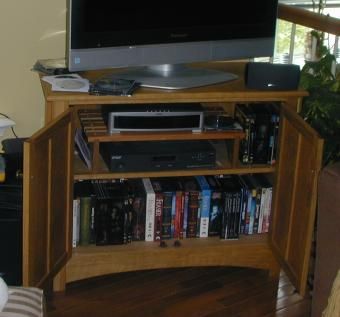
72, 174, 273, 246
235, 102, 280, 165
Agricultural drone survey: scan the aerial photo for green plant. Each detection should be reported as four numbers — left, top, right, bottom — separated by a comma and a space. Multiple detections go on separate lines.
300, 48, 340, 165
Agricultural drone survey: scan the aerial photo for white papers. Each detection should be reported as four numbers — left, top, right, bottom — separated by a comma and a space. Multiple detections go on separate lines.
42, 74, 90, 92
0, 118, 15, 136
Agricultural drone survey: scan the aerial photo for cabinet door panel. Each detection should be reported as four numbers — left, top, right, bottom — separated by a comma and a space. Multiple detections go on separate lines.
270, 104, 323, 296
23, 110, 74, 288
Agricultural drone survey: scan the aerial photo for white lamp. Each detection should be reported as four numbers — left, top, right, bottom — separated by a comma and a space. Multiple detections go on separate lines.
0, 118, 15, 136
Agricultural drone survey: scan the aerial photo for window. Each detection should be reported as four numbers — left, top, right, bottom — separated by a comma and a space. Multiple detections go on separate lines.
268, 1, 340, 66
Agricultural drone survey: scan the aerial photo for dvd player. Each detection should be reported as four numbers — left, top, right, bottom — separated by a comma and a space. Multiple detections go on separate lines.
102, 103, 204, 134
101, 140, 216, 172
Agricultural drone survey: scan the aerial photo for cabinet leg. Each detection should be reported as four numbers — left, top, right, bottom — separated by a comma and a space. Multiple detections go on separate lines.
53, 266, 66, 292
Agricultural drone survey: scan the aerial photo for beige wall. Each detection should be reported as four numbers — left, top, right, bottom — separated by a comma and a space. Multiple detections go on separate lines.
0, 1, 66, 145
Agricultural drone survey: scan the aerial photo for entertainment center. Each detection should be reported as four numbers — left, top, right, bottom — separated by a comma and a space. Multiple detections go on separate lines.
23, 62, 323, 297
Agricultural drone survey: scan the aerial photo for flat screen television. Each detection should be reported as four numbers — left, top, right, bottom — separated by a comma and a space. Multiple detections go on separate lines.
67, 1, 278, 89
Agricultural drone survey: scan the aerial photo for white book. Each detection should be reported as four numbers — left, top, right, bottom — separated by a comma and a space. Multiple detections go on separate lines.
72, 198, 80, 247
142, 178, 156, 242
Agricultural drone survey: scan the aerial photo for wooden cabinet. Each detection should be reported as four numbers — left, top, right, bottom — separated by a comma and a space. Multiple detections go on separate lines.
23, 62, 323, 296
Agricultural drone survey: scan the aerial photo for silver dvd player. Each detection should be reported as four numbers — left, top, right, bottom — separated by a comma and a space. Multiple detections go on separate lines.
103, 103, 204, 134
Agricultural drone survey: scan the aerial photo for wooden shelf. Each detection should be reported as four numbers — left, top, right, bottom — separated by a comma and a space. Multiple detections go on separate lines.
66, 234, 280, 283
73, 153, 275, 180
78, 107, 245, 142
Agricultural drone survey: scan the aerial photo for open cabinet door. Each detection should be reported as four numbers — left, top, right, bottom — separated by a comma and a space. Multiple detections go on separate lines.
23, 110, 74, 288
270, 103, 323, 296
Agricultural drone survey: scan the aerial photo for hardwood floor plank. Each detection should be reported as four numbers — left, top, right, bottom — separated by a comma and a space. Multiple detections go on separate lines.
47, 267, 311, 317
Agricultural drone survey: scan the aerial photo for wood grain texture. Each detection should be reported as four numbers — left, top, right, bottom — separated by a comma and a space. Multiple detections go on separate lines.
278, 3, 340, 36
65, 236, 280, 284
23, 110, 74, 288
46, 267, 311, 317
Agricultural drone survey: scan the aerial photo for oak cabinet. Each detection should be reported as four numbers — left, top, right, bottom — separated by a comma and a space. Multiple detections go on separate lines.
23, 62, 323, 296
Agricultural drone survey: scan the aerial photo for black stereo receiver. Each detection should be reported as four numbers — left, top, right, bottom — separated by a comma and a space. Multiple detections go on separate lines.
100, 140, 216, 172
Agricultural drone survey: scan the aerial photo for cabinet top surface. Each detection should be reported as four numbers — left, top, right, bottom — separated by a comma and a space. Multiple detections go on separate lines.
40, 62, 307, 104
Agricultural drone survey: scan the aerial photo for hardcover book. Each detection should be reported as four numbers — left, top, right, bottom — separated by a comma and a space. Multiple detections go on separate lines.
129, 179, 146, 241
142, 178, 156, 242
235, 103, 255, 164
93, 181, 131, 245
218, 175, 243, 239
195, 176, 211, 238
205, 176, 223, 237
180, 177, 201, 238
149, 178, 179, 240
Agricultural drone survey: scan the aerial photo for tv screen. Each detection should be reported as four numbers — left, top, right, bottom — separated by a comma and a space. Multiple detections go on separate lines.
67, 1, 278, 89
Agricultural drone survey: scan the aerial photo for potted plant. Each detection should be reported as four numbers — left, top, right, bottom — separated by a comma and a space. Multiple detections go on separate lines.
300, 47, 340, 165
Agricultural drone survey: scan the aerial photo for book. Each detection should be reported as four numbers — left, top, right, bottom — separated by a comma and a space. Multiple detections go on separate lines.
93, 181, 130, 245
253, 174, 273, 233
149, 178, 178, 240
130, 180, 146, 241
150, 179, 164, 241
237, 176, 250, 235
235, 104, 255, 164
219, 175, 243, 239
248, 103, 273, 164
181, 177, 201, 238
195, 176, 211, 238
74, 180, 95, 245
205, 176, 223, 237
142, 178, 156, 242
239, 175, 257, 235
265, 103, 280, 165
72, 198, 80, 247
79, 196, 92, 246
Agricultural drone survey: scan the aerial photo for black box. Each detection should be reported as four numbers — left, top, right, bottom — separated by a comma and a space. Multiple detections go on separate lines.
101, 140, 216, 172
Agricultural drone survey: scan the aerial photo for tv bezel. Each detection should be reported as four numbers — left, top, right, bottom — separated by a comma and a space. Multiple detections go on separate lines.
66, 1, 279, 89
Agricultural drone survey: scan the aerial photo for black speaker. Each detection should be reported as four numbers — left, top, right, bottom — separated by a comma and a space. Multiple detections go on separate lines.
245, 62, 300, 90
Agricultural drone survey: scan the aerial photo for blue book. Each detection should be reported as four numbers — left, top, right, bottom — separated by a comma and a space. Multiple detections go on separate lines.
195, 176, 212, 238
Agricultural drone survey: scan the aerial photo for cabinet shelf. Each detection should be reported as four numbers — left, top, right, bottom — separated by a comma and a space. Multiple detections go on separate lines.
66, 234, 280, 283
88, 130, 245, 142
73, 153, 276, 180
78, 106, 245, 143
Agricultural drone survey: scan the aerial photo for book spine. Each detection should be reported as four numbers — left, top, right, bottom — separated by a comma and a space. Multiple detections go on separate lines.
182, 191, 189, 238
154, 193, 163, 241
248, 188, 257, 235
233, 190, 242, 239
235, 105, 250, 163
252, 187, 262, 234
171, 194, 176, 238
263, 187, 273, 233
142, 178, 156, 242
161, 192, 173, 240
195, 176, 211, 238
123, 197, 134, 244
72, 198, 80, 247
90, 196, 96, 244
238, 179, 248, 235
132, 194, 146, 241
221, 191, 232, 239
258, 187, 266, 234
186, 191, 200, 238
79, 196, 92, 245
209, 190, 222, 237
174, 191, 184, 240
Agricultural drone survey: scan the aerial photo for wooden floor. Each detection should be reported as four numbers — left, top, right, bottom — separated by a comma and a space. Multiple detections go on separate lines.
46, 267, 311, 317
